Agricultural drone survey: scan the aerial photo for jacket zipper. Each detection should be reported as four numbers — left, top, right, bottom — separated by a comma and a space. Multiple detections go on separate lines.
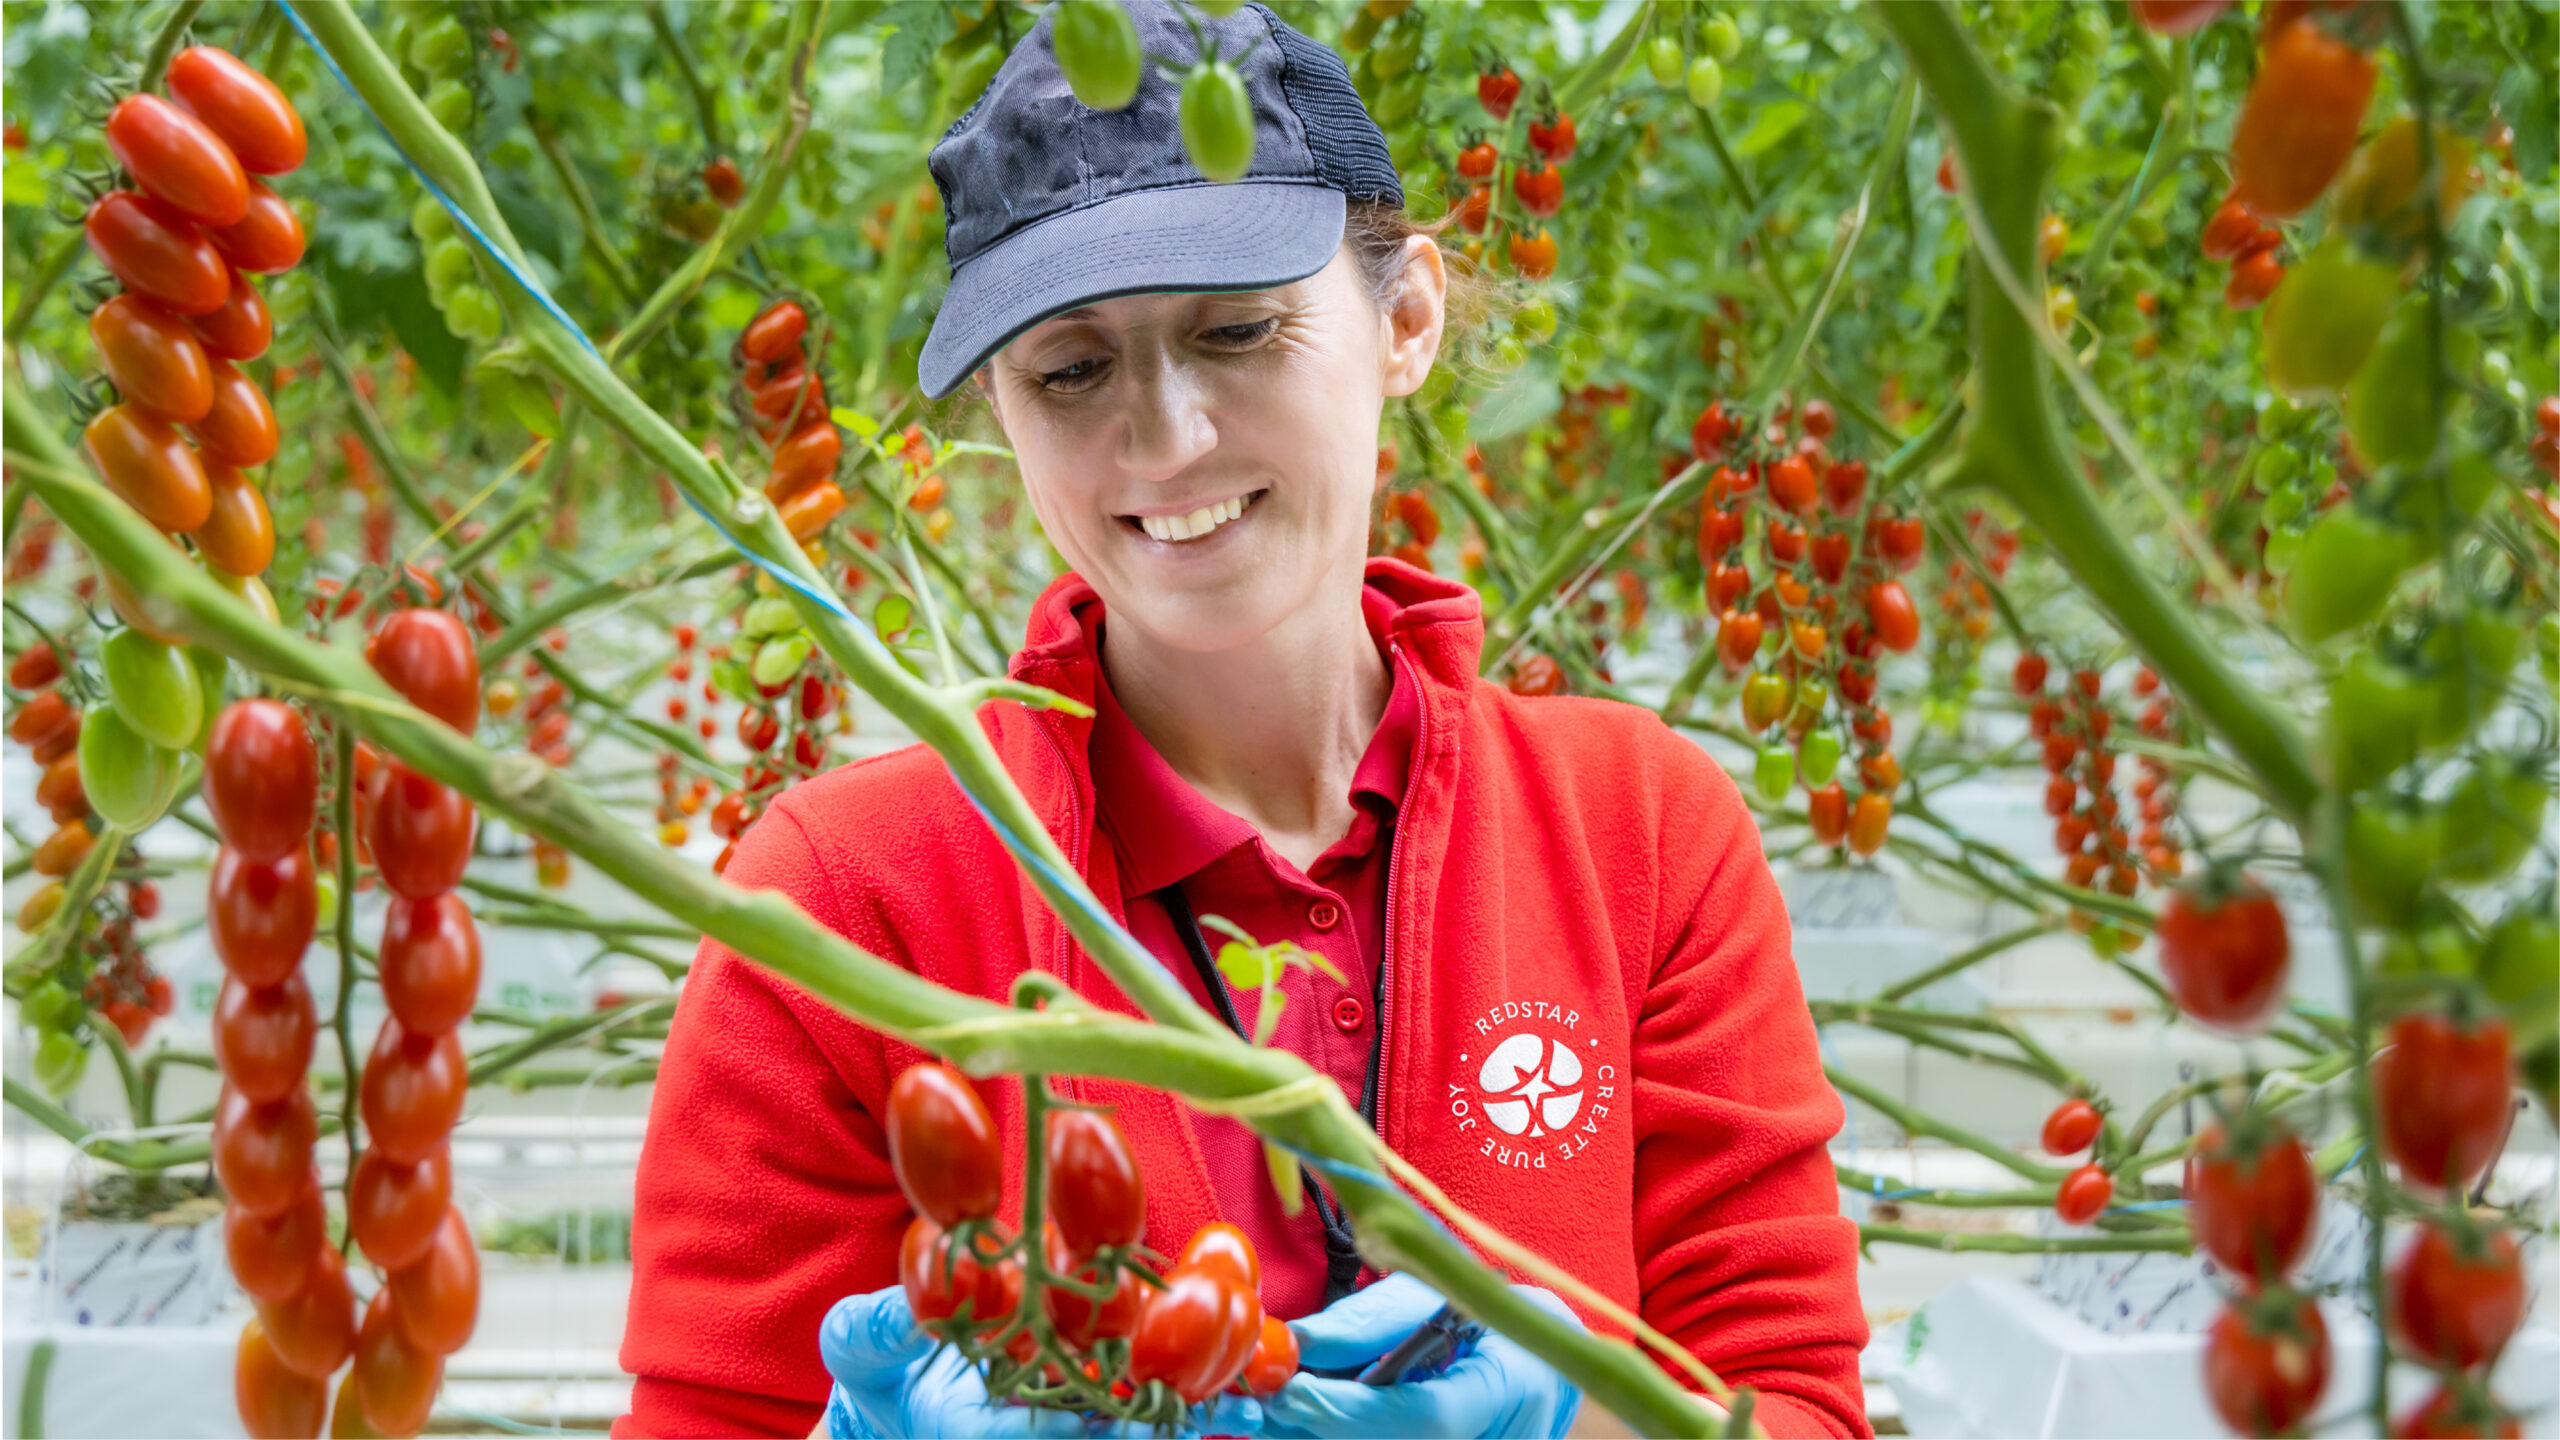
1371, 637, 1422, 1146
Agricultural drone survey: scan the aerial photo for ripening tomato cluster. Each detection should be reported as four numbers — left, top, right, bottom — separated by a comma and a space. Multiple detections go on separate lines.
707, 594, 853, 872
1692, 394, 1921, 858
1379, 446, 1441, 576
738, 299, 853, 542
885, 1064, 1299, 1423
82, 48, 303, 623
1433, 54, 1572, 282
2020, 658, 2184, 938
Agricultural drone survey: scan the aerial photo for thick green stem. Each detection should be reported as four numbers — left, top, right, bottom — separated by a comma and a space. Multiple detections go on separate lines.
1861, 1225, 2190, 1255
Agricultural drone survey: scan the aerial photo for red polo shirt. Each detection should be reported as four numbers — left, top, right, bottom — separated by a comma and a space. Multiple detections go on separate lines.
1080, 580, 1420, 1318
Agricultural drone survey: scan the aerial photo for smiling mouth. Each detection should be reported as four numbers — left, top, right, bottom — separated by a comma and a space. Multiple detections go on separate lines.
1121, 489, 1267, 544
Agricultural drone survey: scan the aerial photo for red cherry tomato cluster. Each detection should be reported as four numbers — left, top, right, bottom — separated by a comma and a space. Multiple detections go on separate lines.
82, 48, 304, 614
2020, 657, 2178, 938
1695, 394, 1914, 859
738, 299, 850, 543
200, 699, 351, 1432
881, 1064, 1299, 1425
1930, 512, 2013, 647
2200, 193, 2288, 312
1441, 57, 1568, 279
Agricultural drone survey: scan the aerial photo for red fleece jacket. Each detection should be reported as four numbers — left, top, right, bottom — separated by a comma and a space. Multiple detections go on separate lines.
616, 558, 1870, 1438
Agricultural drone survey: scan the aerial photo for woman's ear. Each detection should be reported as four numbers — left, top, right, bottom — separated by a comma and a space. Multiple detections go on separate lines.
1379, 234, 1448, 400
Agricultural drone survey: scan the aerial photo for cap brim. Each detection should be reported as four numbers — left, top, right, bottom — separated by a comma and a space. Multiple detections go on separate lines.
918, 181, 1346, 400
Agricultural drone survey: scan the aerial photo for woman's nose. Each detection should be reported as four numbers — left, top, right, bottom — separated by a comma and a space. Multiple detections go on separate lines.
1115, 351, 1218, 483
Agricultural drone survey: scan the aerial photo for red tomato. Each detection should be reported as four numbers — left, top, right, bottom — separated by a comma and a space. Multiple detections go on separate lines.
366, 764, 477, 900
2187, 1122, 2316, 1286
2041, 1099, 2102, 1156
1477, 68, 1521, 121
188, 360, 278, 467
1876, 515, 1925, 569
1527, 112, 1577, 163
350, 1142, 452, 1272
208, 181, 306, 273
2132, 0, 2234, 34
9, 641, 62, 690
225, 1168, 325, 1303
235, 1318, 329, 1439
83, 402, 214, 532
186, 269, 273, 360
360, 1020, 467, 1166
739, 301, 808, 364
1847, 790, 1892, 857
31, 819, 93, 878
1045, 1107, 1145, 1260
352, 1288, 443, 1437
1507, 653, 1565, 697
379, 892, 482, 1036
168, 47, 308, 175
768, 422, 843, 495
2203, 1293, 2330, 1437
2155, 874, 2290, 1036
205, 700, 317, 861
2232, 18, 2376, 219
386, 1207, 479, 1355
1242, 1313, 1300, 1396
702, 155, 745, 207
1512, 163, 1563, 217
2394, 1386, 2524, 1440
2225, 248, 2284, 310
1716, 609, 1764, 673
899, 1215, 1019, 1327
778, 480, 848, 541
1765, 455, 1816, 514
1807, 783, 1849, 845
1455, 141, 1496, 180
1128, 1265, 1249, 1404
1820, 459, 1866, 513
1178, 1222, 1261, 1293
367, 609, 481, 733
9, 688, 76, 746
2054, 1163, 2113, 1224
1506, 227, 1558, 280
885, 1063, 1002, 1227
214, 972, 315, 1105
2376, 1011, 2512, 1194
2390, 1221, 2523, 1369
86, 191, 230, 314
107, 93, 250, 227
90, 293, 214, 421
2014, 652, 2050, 695
1865, 581, 1921, 653
215, 1085, 317, 1218
2201, 197, 2260, 260
1040, 1221, 1145, 1348
195, 463, 276, 577
209, 844, 319, 988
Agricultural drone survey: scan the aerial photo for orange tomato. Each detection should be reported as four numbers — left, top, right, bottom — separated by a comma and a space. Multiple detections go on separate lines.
84, 402, 214, 532
1508, 228, 1558, 280
194, 464, 276, 576
190, 360, 279, 467
1848, 791, 1892, 856
91, 293, 215, 421
2231, 18, 2377, 218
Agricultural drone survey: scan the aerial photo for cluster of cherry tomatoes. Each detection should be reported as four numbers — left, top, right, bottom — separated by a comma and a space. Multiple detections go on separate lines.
83, 47, 302, 616
2021, 657, 2187, 940
737, 299, 852, 543
886, 1064, 1299, 1425
1692, 394, 1922, 858
1433, 54, 1571, 282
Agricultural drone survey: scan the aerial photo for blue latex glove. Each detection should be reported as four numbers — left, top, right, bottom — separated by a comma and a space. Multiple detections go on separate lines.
1259, 1273, 1584, 1440
819, 1284, 1263, 1439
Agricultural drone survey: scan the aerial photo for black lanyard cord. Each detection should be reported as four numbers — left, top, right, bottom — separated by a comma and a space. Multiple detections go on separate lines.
1155, 872, 1381, 1308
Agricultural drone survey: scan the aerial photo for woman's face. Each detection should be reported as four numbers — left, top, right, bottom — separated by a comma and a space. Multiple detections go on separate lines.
980, 238, 1446, 655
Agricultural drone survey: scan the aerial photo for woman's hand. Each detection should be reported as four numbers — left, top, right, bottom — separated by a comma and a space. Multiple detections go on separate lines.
817, 1284, 1264, 1438
1259, 1273, 1585, 1440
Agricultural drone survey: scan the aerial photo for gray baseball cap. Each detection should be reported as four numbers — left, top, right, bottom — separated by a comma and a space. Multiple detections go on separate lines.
917, 1, 1403, 399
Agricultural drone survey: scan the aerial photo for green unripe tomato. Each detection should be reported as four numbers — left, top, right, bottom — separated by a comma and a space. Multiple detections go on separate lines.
2438, 755, 2547, 884
2283, 506, 2410, 645
22, 981, 81, 1034
1685, 56, 1723, 107
426, 78, 474, 133
427, 237, 475, 292
1515, 296, 1558, 342
216, 570, 280, 626
1053, 0, 1143, 110
1493, 335, 1528, 370
743, 596, 803, 639
1646, 35, 1685, 86
80, 707, 183, 831
752, 634, 815, 688
407, 16, 469, 74
1753, 744, 1795, 803
1799, 729, 1842, 786
2260, 526, 2303, 577
2253, 445, 2303, 490
2346, 297, 2479, 468
448, 285, 504, 341
411, 196, 454, 243
2481, 903, 2558, 1009
2126, 212, 2167, 248
2259, 486, 2305, 525
313, 875, 338, 933
102, 629, 203, 751
2263, 241, 2398, 401
2321, 649, 2427, 793
34, 1030, 87, 1099
2416, 606, 2520, 750
1370, 26, 1421, 81
2481, 349, 2513, 392
1180, 62, 1256, 183
1703, 14, 1741, 61
2343, 798, 2442, 928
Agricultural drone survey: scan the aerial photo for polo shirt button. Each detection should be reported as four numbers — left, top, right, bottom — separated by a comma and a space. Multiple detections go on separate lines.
1332, 995, 1366, 1033
1307, 899, 1342, 931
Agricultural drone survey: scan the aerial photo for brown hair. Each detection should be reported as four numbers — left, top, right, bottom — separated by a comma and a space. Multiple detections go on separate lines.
1342, 199, 1506, 366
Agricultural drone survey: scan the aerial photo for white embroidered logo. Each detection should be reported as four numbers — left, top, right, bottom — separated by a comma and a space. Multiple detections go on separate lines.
1447, 1000, 1615, 1170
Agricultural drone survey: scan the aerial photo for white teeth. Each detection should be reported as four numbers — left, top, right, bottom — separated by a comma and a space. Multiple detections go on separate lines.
1138, 493, 1252, 543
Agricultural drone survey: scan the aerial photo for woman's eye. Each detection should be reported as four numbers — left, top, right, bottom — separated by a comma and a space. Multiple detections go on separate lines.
1205, 318, 1277, 346
1039, 357, 1104, 389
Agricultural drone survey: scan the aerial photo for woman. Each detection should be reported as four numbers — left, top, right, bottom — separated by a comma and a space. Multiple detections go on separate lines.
617, 4, 1867, 1437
